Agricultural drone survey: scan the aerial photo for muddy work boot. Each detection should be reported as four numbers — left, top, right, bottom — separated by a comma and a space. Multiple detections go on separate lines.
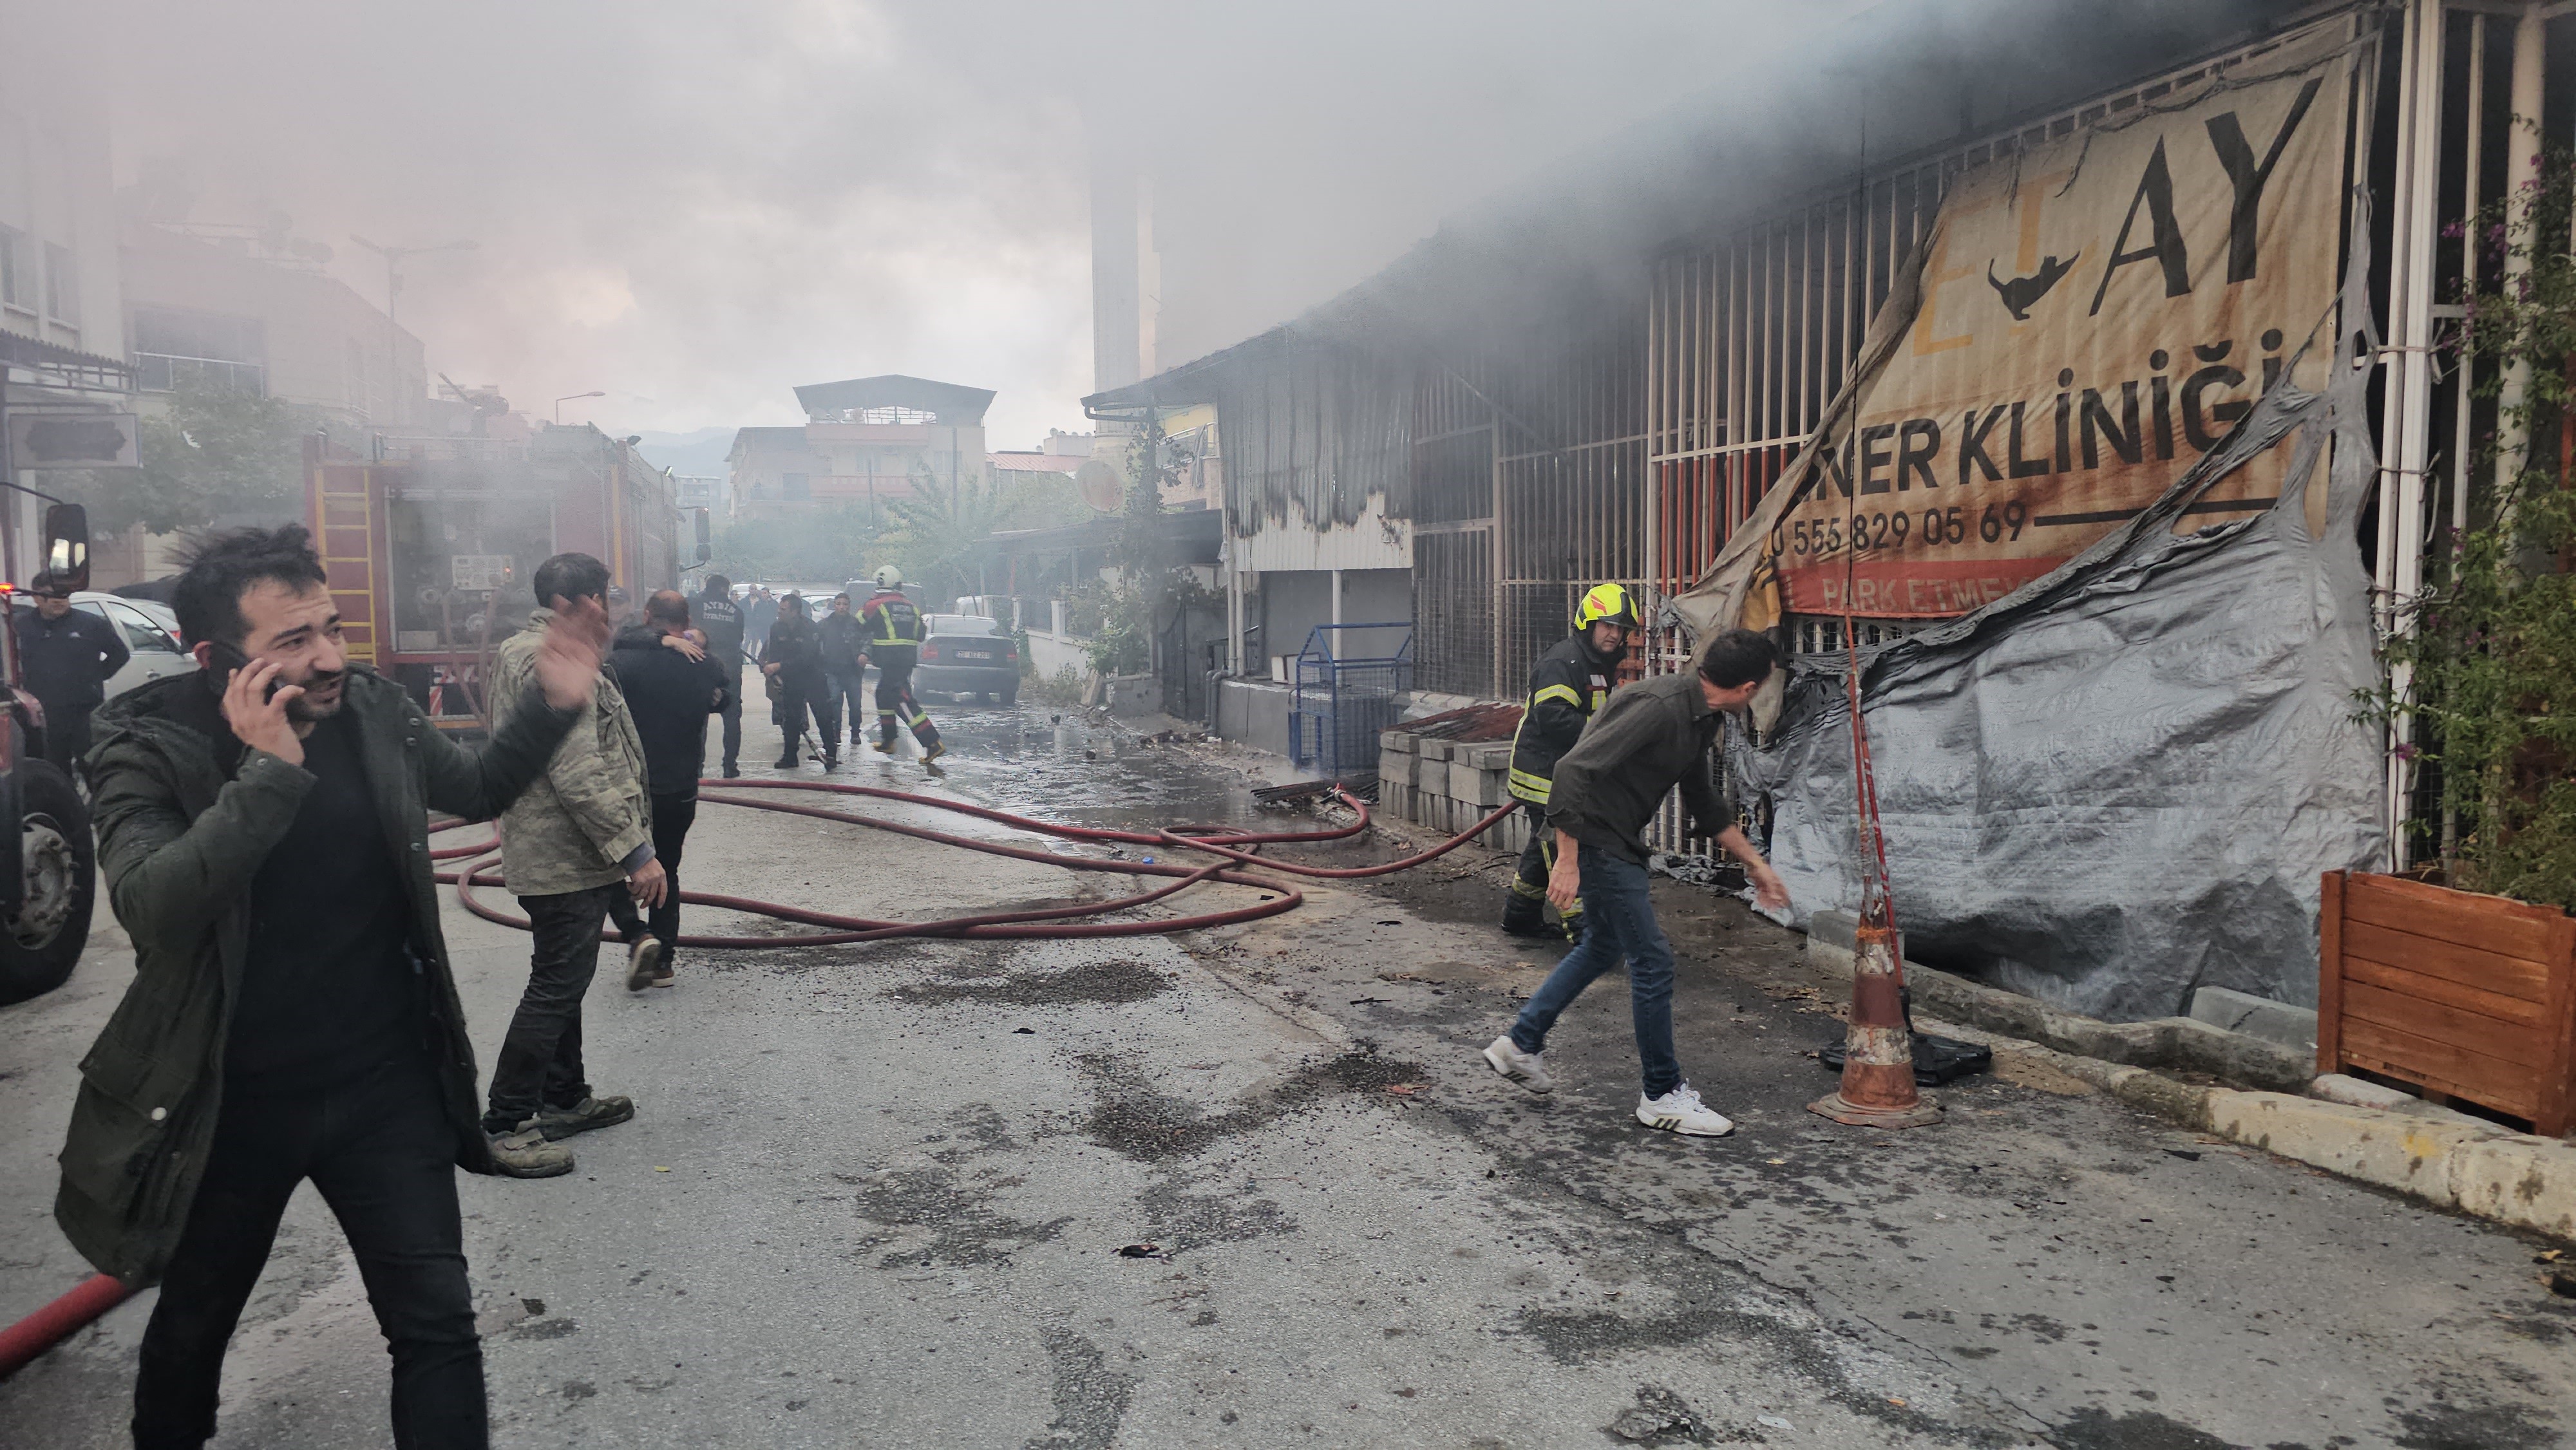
488, 1127, 575, 1178
526, 1095, 635, 1142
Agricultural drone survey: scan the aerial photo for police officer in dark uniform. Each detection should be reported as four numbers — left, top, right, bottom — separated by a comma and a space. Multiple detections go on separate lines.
1501, 582, 1638, 940
15, 575, 129, 782
695, 574, 746, 777
857, 564, 943, 762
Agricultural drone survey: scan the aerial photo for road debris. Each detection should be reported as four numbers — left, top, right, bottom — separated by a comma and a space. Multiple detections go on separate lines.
1606, 1384, 1715, 1444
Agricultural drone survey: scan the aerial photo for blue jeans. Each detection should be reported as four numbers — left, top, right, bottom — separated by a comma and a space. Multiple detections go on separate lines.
1508, 844, 1682, 1098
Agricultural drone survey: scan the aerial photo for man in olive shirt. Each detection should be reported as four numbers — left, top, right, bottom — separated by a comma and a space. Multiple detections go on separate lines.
1480, 628, 1790, 1139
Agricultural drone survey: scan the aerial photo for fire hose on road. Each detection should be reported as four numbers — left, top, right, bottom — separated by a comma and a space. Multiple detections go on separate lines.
434, 777, 1517, 945
2, 777, 1516, 1378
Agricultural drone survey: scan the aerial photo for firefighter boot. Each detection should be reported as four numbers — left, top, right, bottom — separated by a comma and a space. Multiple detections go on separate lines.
1501, 881, 1557, 938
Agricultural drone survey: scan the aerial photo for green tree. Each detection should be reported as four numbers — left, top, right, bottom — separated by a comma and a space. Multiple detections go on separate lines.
885, 465, 1088, 604
66, 381, 315, 535
2378, 141, 2576, 909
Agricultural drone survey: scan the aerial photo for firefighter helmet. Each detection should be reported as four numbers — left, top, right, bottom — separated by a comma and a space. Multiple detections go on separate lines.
873, 564, 903, 589
1574, 583, 1639, 632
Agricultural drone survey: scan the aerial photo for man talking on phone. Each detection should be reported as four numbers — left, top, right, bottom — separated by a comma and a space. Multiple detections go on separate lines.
61, 524, 610, 1448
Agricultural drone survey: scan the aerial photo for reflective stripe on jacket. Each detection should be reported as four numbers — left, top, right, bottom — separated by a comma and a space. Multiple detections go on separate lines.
1506, 634, 1614, 804
860, 590, 922, 646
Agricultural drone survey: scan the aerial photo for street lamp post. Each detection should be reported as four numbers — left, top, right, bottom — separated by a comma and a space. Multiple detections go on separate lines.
554, 391, 607, 426
350, 236, 475, 426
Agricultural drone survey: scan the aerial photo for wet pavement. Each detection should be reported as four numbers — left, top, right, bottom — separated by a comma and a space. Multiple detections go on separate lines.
1, 697, 2571, 1447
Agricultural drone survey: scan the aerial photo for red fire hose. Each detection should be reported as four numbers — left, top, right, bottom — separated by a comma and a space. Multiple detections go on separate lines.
0, 1274, 132, 1380
431, 777, 1517, 946
0, 777, 1515, 1380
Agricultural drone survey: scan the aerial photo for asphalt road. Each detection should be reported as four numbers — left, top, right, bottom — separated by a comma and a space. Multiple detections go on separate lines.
2, 699, 2571, 1448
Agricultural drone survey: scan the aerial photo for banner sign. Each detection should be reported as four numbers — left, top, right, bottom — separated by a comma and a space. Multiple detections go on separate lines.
1762, 49, 2349, 619
8, 412, 139, 471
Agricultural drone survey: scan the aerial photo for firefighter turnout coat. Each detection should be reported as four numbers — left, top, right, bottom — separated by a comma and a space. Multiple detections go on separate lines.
1506, 634, 1616, 806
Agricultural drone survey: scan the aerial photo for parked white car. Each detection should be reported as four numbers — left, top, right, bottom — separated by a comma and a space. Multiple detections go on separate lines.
66, 592, 196, 699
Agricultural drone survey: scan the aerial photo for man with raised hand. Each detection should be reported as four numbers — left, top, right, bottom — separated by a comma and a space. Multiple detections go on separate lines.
64, 523, 607, 1449
481, 551, 662, 1153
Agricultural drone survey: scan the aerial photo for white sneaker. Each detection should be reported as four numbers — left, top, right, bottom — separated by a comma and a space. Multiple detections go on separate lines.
1635, 1084, 1734, 1137
1482, 1035, 1554, 1094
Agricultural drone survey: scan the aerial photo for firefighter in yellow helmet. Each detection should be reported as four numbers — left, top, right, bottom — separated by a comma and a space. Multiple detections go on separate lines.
1501, 583, 1639, 939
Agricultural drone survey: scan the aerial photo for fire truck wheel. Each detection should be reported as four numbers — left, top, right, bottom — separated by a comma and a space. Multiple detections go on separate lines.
0, 761, 95, 1006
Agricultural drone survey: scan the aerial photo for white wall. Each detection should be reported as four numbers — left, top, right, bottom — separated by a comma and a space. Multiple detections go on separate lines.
0, 39, 122, 363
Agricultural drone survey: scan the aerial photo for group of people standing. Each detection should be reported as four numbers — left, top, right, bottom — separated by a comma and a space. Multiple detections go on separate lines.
732, 567, 943, 771
59, 527, 690, 1447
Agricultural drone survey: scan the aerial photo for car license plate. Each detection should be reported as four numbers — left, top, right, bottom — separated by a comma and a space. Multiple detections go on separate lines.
954, 650, 993, 661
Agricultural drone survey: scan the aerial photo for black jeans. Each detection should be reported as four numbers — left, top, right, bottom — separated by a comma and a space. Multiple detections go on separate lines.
42, 702, 93, 782
606, 795, 696, 965
714, 662, 742, 773
484, 883, 617, 1133
133, 1051, 484, 1449
772, 672, 828, 759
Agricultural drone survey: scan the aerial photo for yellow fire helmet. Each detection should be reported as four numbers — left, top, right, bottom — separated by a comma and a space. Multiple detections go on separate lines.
1574, 582, 1640, 632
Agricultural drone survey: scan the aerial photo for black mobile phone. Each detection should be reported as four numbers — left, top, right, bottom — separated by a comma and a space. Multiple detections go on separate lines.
204, 641, 283, 701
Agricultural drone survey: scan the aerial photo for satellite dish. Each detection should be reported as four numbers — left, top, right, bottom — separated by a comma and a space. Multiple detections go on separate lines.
1074, 458, 1124, 513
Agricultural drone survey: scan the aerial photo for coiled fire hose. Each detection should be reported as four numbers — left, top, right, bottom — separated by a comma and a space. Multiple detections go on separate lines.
1, 778, 1516, 1377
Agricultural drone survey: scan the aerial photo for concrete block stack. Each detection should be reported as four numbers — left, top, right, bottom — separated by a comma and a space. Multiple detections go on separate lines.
1377, 730, 1526, 852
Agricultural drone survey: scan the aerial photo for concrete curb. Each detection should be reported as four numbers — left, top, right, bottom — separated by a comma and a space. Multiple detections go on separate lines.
1803, 918, 2313, 1091
1915, 1015, 2576, 1241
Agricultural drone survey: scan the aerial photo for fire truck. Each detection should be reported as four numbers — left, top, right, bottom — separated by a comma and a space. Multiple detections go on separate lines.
306, 424, 689, 731
0, 504, 99, 1006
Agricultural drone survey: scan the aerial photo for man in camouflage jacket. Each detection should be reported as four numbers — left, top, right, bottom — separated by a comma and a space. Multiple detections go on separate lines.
480, 552, 663, 1153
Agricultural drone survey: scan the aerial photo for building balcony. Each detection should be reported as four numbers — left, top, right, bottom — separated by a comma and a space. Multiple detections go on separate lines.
134, 352, 266, 397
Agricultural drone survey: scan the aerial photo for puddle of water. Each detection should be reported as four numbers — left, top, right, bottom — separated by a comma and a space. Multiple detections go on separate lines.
907, 701, 1270, 834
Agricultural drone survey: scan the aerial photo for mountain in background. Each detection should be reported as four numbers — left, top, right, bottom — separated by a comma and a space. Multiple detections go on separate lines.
632, 427, 734, 478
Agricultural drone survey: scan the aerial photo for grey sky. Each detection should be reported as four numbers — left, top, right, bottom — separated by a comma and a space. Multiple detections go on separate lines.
57, 0, 1842, 446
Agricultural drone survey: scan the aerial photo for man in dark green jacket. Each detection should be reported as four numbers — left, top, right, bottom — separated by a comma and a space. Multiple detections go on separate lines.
59, 524, 610, 1449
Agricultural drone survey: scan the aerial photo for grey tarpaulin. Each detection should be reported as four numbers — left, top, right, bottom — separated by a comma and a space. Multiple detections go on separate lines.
1723, 231, 2386, 1022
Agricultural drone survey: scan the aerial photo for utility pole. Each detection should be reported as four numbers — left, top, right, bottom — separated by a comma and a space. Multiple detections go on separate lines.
350, 236, 475, 426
